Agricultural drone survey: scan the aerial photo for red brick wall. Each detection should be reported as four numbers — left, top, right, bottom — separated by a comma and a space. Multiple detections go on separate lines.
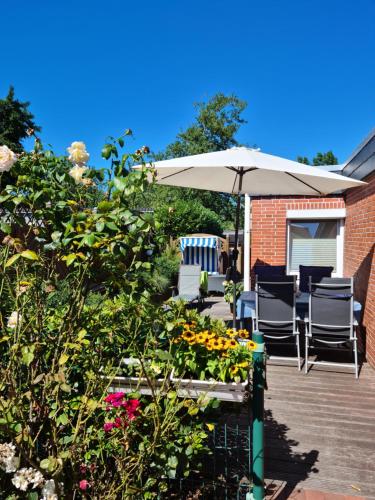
251, 196, 345, 270
344, 172, 375, 367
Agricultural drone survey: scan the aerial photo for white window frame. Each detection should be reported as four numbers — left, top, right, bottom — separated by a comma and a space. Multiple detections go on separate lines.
286, 209, 345, 278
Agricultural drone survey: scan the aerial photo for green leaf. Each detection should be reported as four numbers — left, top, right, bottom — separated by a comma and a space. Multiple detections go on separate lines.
101, 144, 112, 160
155, 349, 173, 362
113, 176, 127, 191
20, 250, 39, 261
64, 253, 77, 266
83, 233, 96, 246
105, 221, 118, 231
56, 413, 69, 426
96, 221, 105, 232
21, 347, 34, 366
0, 222, 11, 234
60, 383, 72, 393
59, 353, 69, 365
5, 253, 21, 268
117, 137, 124, 147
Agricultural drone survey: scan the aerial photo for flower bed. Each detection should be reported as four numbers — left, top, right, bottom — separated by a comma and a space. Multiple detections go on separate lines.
169, 320, 256, 402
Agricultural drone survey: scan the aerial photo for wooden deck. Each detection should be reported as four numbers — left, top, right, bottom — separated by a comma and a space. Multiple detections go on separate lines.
201, 297, 375, 499
264, 362, 375, 499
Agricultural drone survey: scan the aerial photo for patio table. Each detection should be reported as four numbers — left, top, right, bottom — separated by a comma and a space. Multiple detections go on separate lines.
237, 291, 362, 321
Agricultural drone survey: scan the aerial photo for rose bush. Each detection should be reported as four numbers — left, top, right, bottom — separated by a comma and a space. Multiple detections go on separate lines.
0, 136, 213, 498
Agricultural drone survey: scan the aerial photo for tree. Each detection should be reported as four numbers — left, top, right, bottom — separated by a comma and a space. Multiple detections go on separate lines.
0, 86, 41, 153
297, 151, 338, 166
155, 93, 247, 160
140, 93, 248, 230
156, 199, 224, 239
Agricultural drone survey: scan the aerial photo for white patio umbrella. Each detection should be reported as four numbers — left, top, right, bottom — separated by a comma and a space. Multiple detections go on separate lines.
133, 147, 365, 326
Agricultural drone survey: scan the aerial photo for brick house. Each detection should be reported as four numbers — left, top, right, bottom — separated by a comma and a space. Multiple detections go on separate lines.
250, 129, 375, 367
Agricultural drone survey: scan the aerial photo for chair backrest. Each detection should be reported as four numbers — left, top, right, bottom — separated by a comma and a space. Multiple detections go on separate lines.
178, 265, 201, 296
309, 277, 353, 338
299, 265, 333, 293
256, 276, 296, 334
254, 265, 286, 280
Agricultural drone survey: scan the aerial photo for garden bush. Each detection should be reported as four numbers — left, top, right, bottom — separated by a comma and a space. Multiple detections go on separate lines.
0, 138, 215, 499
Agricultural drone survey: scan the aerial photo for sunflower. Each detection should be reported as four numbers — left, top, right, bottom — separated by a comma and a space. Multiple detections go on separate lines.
246, 340, 257, 350
238, 329, 250, 339
230, 366, 239, 376
187, 338, 196, 346
182, 330, 195, 341
225, 328, 236, 338
210, 339, 221, 350
206, 331, 216, 339
226, 339, 238, 349
217, 337, 227, 350
196, 332, 207, 344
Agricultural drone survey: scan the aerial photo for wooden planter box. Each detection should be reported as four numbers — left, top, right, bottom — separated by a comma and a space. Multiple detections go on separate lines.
170, 370, 250, 403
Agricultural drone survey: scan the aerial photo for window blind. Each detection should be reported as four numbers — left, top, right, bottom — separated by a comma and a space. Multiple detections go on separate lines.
289, 219, 338, 272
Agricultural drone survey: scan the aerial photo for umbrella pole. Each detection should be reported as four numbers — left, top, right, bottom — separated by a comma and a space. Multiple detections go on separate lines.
232, 168, 244, 329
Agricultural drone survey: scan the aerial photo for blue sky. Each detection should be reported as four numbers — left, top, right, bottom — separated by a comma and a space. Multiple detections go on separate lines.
2, 0, 374, 168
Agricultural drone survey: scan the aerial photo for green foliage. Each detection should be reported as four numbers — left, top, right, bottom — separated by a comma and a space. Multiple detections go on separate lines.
155, 93, 247, 160
132, 93, 248, 234
0, 86, 41, 153
166, 305, 254, 382
0, 137, 214, 498
150, 244, 181, 295
156, 199, 223, 239
297, 150, 338, 166
223, 280, 244, 304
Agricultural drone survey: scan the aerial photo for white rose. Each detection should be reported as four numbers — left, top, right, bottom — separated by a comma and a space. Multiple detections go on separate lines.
69, 164, 88, 184
0, 145, 17, 172
7, 311, 21, 329
67, 141, 89, 164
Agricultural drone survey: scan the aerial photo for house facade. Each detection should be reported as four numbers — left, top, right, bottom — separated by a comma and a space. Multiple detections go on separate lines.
250, 129, 375, 367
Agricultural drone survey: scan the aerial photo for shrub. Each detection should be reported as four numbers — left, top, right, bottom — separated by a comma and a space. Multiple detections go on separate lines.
0, 137, 212, 498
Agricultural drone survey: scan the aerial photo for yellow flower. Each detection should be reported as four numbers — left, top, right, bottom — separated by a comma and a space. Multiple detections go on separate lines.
206, 331, 215, 339
230, 366, 239, 375
182, 331, 195, 342
238, 329, 250, 339
206, 423, 215, 431
221, 352, 229, 358
236, 361, 249, 368
210, 339, 221, 350
196, 333, 207, 344
246, 340, 257, 350
227, 339, 238, 350
226, 328, 236, 338
217, 337, 227, 350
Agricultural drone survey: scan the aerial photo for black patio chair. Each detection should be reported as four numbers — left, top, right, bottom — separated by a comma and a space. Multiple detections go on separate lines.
305, 277, 359, 378
255, 275, 301, 370
299, 265, 333, 293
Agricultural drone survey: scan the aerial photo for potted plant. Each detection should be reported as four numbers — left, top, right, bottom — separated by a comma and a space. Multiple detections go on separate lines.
223, 280, 244, 313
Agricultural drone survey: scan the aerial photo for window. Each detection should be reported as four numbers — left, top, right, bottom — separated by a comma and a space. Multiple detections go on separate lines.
288, 219, 342, 274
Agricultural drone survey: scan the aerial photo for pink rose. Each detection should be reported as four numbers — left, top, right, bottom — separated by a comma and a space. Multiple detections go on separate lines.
79, 479, 89, 490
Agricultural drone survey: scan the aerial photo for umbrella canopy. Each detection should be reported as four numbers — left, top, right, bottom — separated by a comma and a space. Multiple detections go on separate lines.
133, 146, 365, 327
133, 147, 364, 195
